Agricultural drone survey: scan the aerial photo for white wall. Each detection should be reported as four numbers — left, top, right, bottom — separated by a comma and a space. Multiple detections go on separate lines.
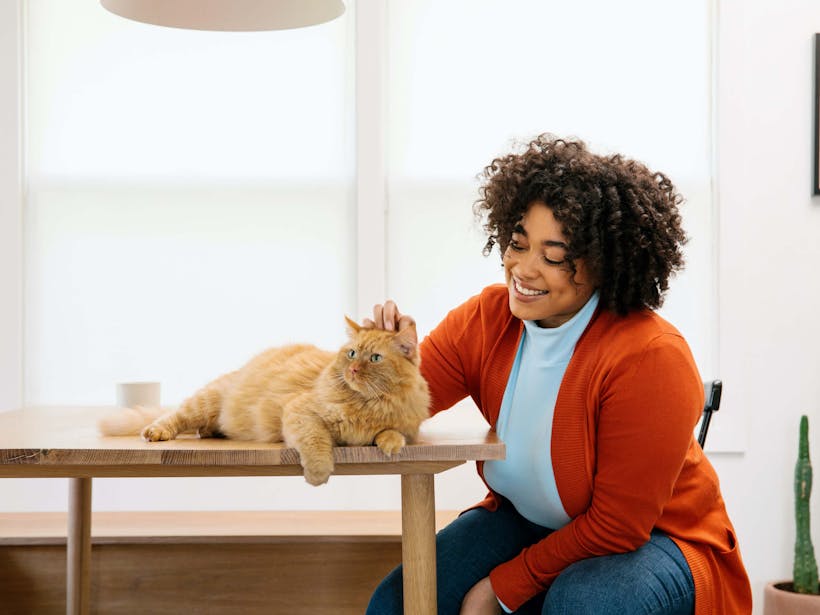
0, 0, 22, 412
714, 0, 820, 611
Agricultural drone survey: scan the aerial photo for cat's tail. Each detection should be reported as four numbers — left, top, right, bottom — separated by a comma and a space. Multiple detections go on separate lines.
97, 406, 167, 436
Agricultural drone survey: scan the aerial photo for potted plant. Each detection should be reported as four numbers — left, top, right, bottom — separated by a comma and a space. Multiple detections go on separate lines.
764, 415, 820, 614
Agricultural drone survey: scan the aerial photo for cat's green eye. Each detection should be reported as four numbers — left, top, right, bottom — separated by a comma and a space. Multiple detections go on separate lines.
370, 353, 383, 363
347, 349, 357, 359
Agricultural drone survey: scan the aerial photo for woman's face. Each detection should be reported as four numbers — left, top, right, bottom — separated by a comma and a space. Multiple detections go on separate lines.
503, 201, 598, 328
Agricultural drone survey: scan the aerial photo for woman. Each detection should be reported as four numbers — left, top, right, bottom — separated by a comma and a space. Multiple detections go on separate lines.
365, 135, 751, 615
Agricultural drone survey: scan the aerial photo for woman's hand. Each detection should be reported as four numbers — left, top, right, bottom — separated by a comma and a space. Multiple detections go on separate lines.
459, 577, 504, 615
363, 299, 416, 333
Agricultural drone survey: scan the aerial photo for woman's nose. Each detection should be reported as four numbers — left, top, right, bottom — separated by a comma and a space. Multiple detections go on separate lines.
513, 250, 540, 279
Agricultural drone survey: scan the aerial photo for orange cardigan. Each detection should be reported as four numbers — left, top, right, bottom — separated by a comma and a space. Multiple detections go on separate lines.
419, 285, 752, 614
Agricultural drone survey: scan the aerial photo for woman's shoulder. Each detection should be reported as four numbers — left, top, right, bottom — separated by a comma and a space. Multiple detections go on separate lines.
586, 308, 694, 368
431, 284, 514, 342
593, 307, 685, 341
476, 283, 510, 309
441, 284, 510, 322
582, 308, 701, 390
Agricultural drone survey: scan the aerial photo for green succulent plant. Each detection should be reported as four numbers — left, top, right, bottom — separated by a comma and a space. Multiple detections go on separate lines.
794, 415, 819, 594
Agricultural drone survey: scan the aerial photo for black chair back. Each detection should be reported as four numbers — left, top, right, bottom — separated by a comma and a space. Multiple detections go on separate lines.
697, 379, 722, 448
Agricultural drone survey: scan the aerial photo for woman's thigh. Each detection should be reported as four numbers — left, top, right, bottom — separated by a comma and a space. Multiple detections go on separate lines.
541, 531, 695, 615
366, 499, 551, 615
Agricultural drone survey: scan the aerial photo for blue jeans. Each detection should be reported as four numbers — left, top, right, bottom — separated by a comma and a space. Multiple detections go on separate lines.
366, 498, 694, 615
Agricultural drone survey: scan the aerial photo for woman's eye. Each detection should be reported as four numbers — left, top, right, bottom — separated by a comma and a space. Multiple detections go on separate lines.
509, 240, 525, 252
347, 349, 357, 359
543, 247, 567, 266
370, 353, 383, 363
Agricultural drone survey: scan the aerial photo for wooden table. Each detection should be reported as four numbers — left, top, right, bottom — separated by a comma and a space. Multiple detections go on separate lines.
0, 406, 505, 615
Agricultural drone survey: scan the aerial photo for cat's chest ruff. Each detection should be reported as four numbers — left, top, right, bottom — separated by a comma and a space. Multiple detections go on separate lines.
336, 424, 375, 446
329, 401, 401, 446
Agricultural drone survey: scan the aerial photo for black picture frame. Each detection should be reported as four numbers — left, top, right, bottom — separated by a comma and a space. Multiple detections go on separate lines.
814, 34, 820, 194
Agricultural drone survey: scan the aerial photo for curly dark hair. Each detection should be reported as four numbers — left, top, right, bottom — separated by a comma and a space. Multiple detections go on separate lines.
474, 134, 687, 314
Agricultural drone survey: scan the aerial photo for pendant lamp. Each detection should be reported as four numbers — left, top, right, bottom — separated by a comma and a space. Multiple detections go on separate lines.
100, 0, 345, 32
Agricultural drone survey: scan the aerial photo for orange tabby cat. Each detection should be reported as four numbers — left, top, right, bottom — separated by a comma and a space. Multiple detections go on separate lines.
98, 317, 430, 485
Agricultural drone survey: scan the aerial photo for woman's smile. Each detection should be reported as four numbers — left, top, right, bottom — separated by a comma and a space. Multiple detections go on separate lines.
511, 277, 549, 299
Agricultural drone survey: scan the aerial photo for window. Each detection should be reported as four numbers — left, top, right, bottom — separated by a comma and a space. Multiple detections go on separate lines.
25, 0, 357, 405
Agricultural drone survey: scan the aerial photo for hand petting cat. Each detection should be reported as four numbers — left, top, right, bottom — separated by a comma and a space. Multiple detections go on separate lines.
363, 299, 416, 335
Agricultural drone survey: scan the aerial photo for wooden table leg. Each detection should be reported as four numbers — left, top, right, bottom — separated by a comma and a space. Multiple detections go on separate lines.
67, 477, 92, 615
401, 473, 436, 615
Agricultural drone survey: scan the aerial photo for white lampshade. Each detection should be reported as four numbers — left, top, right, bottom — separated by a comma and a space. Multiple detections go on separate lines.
100, 0, 345, 31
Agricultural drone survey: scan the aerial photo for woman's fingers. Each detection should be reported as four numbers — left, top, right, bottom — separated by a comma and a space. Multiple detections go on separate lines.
382, 300, 400, 331
367, 300, 415, 332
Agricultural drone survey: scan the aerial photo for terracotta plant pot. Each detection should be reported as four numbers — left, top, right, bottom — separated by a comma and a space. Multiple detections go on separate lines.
764, 581, 820, 614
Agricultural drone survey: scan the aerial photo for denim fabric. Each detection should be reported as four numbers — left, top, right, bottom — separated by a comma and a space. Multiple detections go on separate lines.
365, 498, 694, 615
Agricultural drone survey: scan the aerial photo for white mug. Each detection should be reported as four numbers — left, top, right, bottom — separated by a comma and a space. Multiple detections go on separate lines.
116, 381, 160, 408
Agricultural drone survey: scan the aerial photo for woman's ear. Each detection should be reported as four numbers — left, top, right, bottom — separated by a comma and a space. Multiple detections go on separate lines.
392, 323, 418, 359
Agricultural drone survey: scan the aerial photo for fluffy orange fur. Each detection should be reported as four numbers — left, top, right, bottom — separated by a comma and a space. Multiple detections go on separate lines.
98, 318, 430, 485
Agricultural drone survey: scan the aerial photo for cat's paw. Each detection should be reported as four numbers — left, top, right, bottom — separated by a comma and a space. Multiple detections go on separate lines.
375, 430, 406, 457
302, 458, 334, 486
142, 423, 174, 442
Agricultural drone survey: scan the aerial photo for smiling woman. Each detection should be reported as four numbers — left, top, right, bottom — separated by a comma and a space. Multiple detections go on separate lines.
366, 135, 751, 615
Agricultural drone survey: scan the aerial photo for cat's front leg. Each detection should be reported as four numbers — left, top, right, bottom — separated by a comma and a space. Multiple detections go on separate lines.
374, 429, 406, 457
300, 448, 334, 486
282, 399, 335, 486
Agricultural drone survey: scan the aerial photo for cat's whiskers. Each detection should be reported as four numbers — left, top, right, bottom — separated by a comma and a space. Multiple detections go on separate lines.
362, 377, 390, 399
334, 372, 354, 394
334, 370, 375, 399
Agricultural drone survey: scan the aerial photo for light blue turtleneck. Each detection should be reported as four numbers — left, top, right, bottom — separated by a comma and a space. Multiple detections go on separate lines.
483, 292, 600, 530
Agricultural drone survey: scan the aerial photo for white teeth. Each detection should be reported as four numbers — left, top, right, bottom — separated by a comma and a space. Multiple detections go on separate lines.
514, 279, 548, 296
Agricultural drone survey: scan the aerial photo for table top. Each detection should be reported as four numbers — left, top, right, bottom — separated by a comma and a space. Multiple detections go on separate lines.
0, 406, 505, 478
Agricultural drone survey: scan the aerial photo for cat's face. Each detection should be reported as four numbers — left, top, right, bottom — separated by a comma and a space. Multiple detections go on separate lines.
333, 317, 419, 398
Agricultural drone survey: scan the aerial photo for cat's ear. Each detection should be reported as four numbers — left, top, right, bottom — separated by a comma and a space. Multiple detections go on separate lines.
344, 316, 362, 337
393, 323, 418, 359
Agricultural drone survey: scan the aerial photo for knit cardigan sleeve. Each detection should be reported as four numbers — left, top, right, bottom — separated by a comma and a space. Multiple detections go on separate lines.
418, 292, 484, 415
